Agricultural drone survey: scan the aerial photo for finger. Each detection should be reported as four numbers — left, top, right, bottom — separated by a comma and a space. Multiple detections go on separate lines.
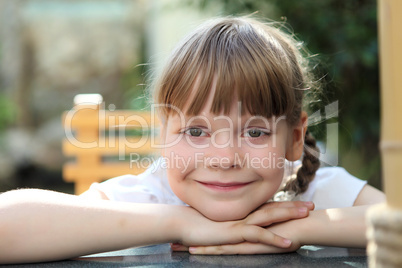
189, 242, 294, 255
246, 207, 309, 226
241, 225, 292, 248
262, 201, 314, 210
170, 243, 189, 251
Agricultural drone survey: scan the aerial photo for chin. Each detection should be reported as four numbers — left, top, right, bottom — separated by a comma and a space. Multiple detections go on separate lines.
199, 207, 250, 222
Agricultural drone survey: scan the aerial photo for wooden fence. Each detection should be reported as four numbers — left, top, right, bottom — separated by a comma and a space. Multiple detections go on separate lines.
62, 95, 158, 194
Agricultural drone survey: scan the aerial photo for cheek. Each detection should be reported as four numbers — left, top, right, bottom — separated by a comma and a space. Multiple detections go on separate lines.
166, 169, 187, 203
164, 141, 195, 205
164, 139, 195, 174
243, 141, 287, 194
268, 166, 285, 190
243, 138, 287, 170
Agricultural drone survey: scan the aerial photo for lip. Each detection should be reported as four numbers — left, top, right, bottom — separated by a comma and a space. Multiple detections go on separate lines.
196, 181, 252, 192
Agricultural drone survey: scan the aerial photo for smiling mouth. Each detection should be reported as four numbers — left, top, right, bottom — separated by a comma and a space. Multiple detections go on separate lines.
196, 181, 252, 192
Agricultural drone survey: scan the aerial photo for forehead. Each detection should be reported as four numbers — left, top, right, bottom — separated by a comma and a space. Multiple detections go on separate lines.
168, 90, 283, 128
155, 18, 300, 123
180, 73, 259, 119
177, 77, 242, 120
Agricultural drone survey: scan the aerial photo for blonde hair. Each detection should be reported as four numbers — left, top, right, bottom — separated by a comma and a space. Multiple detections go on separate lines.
152, 16, 320, 195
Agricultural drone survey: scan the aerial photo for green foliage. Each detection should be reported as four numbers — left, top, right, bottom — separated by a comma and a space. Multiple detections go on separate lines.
186, 0, 381, 188
0, 94, 16, 131
122, 24, 149, 111
121, 64, 149, 111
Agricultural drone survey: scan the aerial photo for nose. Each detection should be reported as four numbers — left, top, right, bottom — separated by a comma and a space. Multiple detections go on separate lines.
207, 132, 240, 169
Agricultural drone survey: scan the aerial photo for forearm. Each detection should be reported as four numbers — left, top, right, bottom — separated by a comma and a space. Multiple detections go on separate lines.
0, 189, 181, 264
295, 206, 370, 248
0, 190, 319, 262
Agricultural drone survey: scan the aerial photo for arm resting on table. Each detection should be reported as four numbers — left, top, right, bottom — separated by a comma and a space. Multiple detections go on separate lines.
0, 189, 181, 264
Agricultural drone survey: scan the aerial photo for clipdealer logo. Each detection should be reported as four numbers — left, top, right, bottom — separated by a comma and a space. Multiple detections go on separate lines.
64, 101, 339, 166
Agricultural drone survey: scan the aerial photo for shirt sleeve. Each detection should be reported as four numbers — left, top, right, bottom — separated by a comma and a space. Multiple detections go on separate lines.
89, 158, 186, 205
298, 167, 367, 210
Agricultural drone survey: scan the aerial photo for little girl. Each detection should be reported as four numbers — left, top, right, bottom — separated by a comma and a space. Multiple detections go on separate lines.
0, 16, 384, 263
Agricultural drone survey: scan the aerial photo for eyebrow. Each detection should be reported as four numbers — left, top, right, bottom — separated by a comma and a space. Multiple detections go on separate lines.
242, 116, 272, 125
168, 114, 211, 127
185, 117, 211, 126
170, 113, 276, 128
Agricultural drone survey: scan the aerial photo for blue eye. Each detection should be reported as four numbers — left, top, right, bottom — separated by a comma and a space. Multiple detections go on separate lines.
185, 128, 206, 137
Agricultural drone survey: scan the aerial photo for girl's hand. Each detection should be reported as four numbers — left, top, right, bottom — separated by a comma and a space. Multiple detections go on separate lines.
176, 220, 302, 254
175, 204, 373, 255
173, 201, 313, 254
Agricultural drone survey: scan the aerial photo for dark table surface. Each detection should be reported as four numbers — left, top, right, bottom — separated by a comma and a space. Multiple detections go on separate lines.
4, 244, 367, 267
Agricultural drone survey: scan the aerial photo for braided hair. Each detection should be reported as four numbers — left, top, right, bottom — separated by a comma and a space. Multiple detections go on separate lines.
283, 131, 321, 195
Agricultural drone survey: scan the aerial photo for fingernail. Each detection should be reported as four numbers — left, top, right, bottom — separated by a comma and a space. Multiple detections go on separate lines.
283, 239, 292, 246
189, 247, 197, 254
304, 201, 314, 207
299, 207, 308, 214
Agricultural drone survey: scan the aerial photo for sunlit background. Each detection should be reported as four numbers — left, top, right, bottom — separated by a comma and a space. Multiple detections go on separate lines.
0, 0, 380, 194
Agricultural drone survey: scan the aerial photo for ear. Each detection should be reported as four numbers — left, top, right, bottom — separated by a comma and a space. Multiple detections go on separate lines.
285, 111, 308, 161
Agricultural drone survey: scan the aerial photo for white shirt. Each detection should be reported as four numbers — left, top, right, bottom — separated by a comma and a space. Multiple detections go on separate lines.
91, 158, 366, 210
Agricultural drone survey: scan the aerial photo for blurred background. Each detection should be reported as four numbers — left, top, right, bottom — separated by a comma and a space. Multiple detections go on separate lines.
0, 0, 380, 194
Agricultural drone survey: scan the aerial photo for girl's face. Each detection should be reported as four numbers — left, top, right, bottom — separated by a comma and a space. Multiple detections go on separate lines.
161, 89, 300, 221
